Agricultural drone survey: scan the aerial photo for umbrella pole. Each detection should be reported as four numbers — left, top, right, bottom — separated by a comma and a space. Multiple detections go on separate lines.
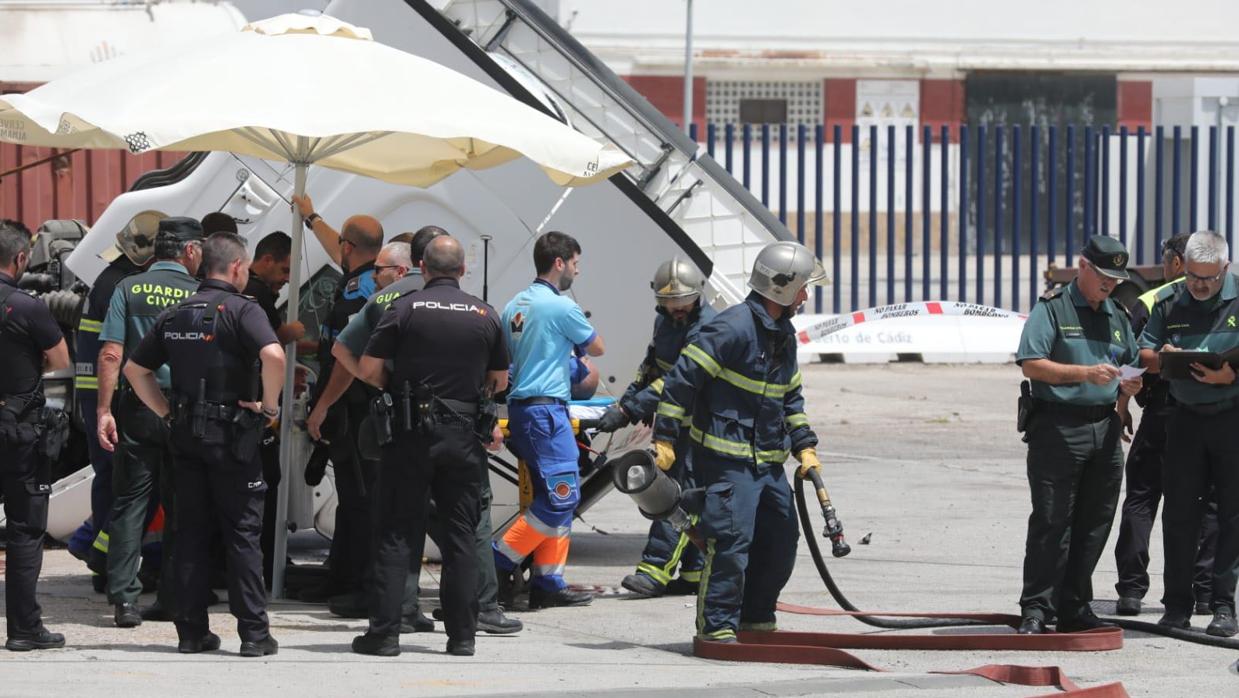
272, 159, 308, 599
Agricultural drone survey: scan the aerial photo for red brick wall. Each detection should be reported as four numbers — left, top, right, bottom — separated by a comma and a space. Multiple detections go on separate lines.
1117, 80, 1153, 131
920, 79, 965, 143
622, 75, 707, 134
823, 78, 857, 143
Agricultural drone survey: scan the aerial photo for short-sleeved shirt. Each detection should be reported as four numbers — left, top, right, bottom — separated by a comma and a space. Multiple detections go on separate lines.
1016, 280, 1139, 406
1138, 274, 1239, 406
243, 271, 282, 331
317, 262, 376, 384
337, 271, 425, 359
100, 261, 198, 388
502, 279, 597, 401
75, 257, 142, 395
130, 279, 279, 401
0, 272, 64, 395
364, 277, 507, 403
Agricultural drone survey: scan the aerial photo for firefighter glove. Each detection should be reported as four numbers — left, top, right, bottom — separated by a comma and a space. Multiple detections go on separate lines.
795, 448, 822, 479
653, 440, 676, 471
597, 405, 630, 433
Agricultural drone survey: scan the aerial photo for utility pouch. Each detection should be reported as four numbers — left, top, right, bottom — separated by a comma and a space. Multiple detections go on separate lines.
414, 385, 435, 434
38, 407, 70, 468
0, 393, 43, 448
230, 409, 266, 463
369, 392, 395, 447
476, 398, 499, 442
1017, 380, 1035, 434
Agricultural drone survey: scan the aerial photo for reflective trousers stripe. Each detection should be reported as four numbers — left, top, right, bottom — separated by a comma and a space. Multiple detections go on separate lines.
497, 513, 571, 580
92, 530, 110, 554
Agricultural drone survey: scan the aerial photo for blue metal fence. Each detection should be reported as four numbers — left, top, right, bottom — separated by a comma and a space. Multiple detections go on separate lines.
688, 122, 1235, 314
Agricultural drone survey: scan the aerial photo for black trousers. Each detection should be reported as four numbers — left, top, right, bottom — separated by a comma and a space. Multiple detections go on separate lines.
1019, 410, 1124, 622
1113, 405, 1219, 601
324, 399, 377, 593
1, 438, 48, 636
1163, 406, 1239, 614
370, 421, 482, 642
170, 431, 269, 643
259, 428, 281, 587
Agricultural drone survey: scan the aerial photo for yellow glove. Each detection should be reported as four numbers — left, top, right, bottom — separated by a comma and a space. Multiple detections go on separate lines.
795, 448, 822, 479
653, 440, 676, 471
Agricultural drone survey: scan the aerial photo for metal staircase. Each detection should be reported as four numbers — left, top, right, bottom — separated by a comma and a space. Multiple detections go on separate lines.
431, 0, 793, 306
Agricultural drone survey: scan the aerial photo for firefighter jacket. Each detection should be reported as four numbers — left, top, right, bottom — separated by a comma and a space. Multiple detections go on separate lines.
654, 291, 817, 467
619, 301, 718, 421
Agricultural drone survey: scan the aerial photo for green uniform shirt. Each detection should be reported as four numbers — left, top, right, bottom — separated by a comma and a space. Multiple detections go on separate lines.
100, 261, 199, 389
1138, 273, 1239, 406
336, 271, 424, 359
1016, 280, 1138, 406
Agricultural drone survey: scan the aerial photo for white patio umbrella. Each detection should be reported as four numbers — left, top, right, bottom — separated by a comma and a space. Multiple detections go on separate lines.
0, 12, 632, 597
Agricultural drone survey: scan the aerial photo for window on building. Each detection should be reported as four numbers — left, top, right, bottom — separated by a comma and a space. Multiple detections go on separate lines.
739, 98, 788, 124
706, 80, 822, 140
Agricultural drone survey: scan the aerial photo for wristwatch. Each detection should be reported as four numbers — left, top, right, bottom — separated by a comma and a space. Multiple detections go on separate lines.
262, 405, 280, 419
303, 212, 321, 229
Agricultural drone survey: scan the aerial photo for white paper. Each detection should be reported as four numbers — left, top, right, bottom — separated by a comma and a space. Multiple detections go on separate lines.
1119, 365, 1147, 380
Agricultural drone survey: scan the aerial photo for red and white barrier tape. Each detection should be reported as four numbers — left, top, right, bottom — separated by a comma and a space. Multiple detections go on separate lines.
797, 301, 1027, 345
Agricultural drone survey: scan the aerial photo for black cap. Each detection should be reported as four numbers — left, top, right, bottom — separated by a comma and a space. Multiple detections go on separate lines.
1081, 235, 1130, 280
156, 216, 205, 243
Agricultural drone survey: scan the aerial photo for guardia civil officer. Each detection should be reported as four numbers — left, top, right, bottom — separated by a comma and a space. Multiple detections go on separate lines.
123, 232, 286, 656
97, 217, 203, 628
0, 219, 70, 651
652, 241, 824, 643
292, 192, 383, 603
353, 236, 509, 657
1137, 230, 1239, 637
598, 257, 717, 598
494, 231, 604, 608
1015, 235, 1142, 635
1113, 232, 1218, 616
69, 211, 160, 585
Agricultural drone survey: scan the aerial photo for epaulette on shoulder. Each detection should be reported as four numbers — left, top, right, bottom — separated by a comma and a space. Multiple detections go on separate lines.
1039, 285, 1066, 301
1153, 279, 1184, 303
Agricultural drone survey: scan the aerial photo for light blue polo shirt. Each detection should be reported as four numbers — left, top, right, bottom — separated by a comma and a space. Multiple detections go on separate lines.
503, 279, 596, 401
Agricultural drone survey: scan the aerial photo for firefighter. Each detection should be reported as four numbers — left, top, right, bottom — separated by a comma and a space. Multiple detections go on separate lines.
652, 241, 825, 642
70, 211, 160, 589
597, 257, 717, 598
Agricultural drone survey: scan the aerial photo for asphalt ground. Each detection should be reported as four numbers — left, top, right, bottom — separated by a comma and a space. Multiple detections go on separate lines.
2, 363, 1236, 697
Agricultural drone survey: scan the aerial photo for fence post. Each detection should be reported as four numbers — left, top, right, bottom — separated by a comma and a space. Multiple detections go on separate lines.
887, 124, 896, 305
797, 123, 806, 245
706, 122, 716, 159
922, 125, 932, 301
994, 125, 1004, 309
724, 122, 734, 174
940, 125, 949, 301
959, 125, 969, 303
1173, 126, 1182, 238
689, 122, 698, 143
1084, 125, 1094, 239
976, 124, 986, 306
1066, 124, 1076, 265
1048, 125, 1058, 267
1031, 124, 1040, 306
1229, 126, 1235, 249
833, 124, 842, 314
1012, 124, 1021, 311
1136, 126, 1146, 264
742, 123, 752, 190
1209, 125, 1219, 231
1119, 126, 1128, 248
852, 124, 860, 311
1156, 126, 1165, 253
905, 124, 914, 303
761, 123, 770, 208
1102, 125, 1111, 239
779, 122, 788, 224
869, 125, 878, 307
815, 123, 824, 314
1190, 125, 1199, 232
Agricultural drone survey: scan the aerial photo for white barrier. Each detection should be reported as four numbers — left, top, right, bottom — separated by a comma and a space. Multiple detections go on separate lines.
794, 301, 1027, 364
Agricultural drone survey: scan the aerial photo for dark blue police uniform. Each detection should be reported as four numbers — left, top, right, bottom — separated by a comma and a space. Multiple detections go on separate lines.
129, 278, 279, 647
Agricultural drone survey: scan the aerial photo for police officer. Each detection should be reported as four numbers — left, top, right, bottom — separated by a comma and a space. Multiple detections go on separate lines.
1113, 232, 1219, 616
653, 241, 824, 642
123, 232, 286, 656
599, 257, 717, 598
292, 194, 383, 603
494, 231, 604, 609
1138, 230, 1239, 637
0, 219, 70, 651
96, 217, 203, 627
1014, 235, 1142, 635
70, 211, 160, 587
353, 236, 508, 657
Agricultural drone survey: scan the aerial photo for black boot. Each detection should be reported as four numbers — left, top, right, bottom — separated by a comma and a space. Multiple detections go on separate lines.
114, 603, 142, 628
528, 586, 593, 609
239, 635, 279, 657
620, 573, 665, 598
477, 608, 523, 635
352, 632, 400, 657
400, 609, 435, 633
5, 628, 65, 652
178, 632, 222, 654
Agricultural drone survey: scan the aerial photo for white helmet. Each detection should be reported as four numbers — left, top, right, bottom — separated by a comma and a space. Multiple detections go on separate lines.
747, 241, 827, 306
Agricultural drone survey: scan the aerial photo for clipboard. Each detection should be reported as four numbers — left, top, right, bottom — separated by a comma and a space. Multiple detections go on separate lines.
1158, 349, 1239, 380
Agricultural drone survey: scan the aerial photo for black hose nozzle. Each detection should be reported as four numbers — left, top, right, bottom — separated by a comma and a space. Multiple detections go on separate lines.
806, 469, 851, 557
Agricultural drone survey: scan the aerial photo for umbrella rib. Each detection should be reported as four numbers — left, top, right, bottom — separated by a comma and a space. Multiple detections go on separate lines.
271, 129, 308, 162
312, 132, 392, 161
237, 127, 290, 160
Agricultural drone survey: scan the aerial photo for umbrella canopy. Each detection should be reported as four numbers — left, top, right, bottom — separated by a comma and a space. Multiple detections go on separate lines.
0, 13, 629, 186
0, 12, 632, 598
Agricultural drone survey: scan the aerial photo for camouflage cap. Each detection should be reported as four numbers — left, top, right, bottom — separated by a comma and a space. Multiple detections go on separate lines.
100, 210, 166, 265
